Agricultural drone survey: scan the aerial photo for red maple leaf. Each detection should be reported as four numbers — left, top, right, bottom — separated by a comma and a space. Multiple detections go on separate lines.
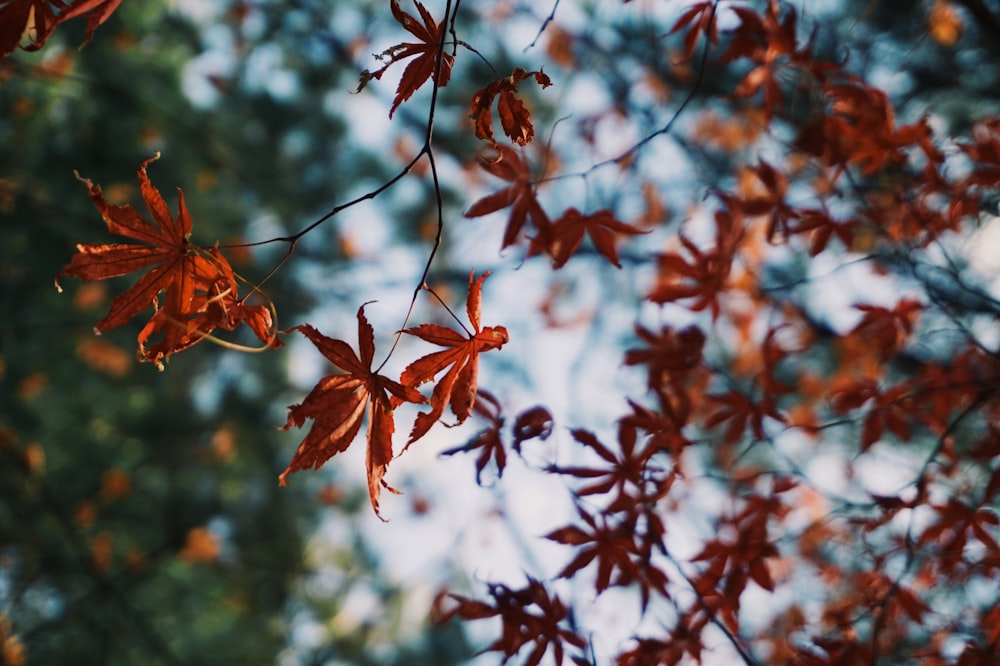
530, 207, 646, 269
647, 202, 744, 319
849, 299, 923, 359
790, 207, 857, 255
703, 388, 783, 445
280, 309, 425, 519
56, 155, 252, 367
440, 390, 506, 485
669, 0, 718, 59
357, 0, 454, 117
401, 271, 509, 444
830, 378, 913, 450
548, 425, 675, 512
464, 144, 551, 249
469, 67, 552, 147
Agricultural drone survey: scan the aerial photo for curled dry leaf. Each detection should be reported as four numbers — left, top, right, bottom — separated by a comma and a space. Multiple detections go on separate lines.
469, 67, 552, 147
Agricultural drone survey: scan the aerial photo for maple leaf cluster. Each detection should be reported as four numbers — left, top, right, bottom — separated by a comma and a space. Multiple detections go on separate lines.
279, 272, 507, 518
61, 175, 509, 515
430, 1, 1000, 663
435, 577, 588, 666
465, 146, 647, 268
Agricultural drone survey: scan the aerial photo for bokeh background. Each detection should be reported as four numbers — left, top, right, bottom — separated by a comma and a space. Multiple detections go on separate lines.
3, 0, 1000, 664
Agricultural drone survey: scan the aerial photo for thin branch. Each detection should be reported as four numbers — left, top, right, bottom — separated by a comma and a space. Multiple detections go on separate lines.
661, 547, 762, 666
375, 0, 456, 373
524, 0, 562, 52
539, 0, 717, 184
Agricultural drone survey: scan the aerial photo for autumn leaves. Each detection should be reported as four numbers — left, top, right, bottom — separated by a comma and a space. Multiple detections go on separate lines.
56, 156, 509, 517
278, 277, 508, 519
55, 154, 511, 518
55, 0, 651, 518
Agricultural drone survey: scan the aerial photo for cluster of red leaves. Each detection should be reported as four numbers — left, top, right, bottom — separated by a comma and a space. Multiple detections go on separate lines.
443, 5, 1000, 652
720, 0, 812, 117
52, 0, 1000, 662
435, 577, 589, 666
56, 155, 280, 369
624, 324, 706, 435
705, 326, 794, 446
440, 391, 553, 484
466, 146, 645, 267
545, 432, 672, 609
281, 271, 507, 517
0, 0, 121, 60
690, 482, 792, 631
60, 157, 511, 517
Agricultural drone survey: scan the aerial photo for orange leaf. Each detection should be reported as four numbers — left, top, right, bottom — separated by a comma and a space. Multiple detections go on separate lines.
136, 248, 282, 363
280, 308, 424, 519
57, 155, 196, 330
928, 1, 963, 46
401, 271, 508, 444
